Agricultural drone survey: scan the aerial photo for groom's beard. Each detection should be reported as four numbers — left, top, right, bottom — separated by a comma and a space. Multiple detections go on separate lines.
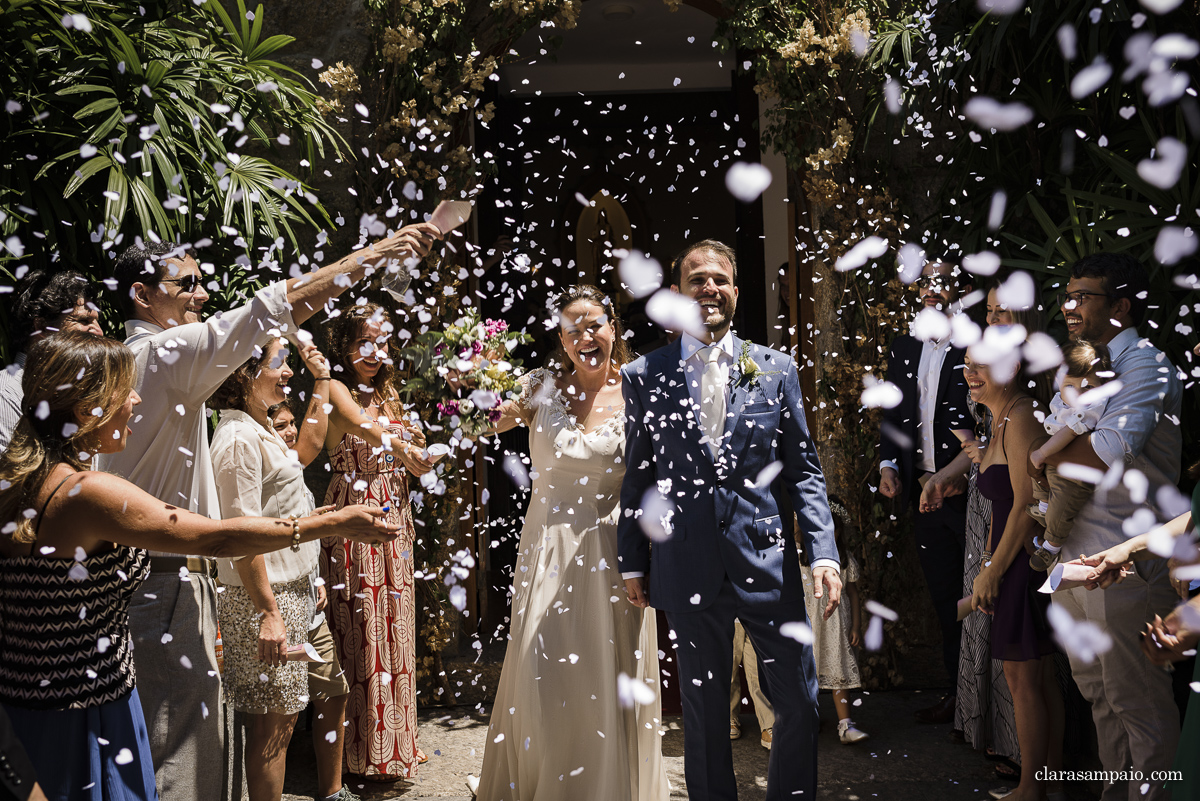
702, 299, 736, 334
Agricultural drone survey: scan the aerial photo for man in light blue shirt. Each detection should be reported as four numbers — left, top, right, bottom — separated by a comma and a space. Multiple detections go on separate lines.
1040, 252, 1182, 801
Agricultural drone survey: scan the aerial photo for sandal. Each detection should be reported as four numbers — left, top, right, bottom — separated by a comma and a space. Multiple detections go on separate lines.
362, 773, 406, 784
993, 760, 1021, 781
417, 749, 429, 764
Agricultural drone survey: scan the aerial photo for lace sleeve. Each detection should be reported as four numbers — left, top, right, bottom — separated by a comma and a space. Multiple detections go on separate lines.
515, 367, 551, 414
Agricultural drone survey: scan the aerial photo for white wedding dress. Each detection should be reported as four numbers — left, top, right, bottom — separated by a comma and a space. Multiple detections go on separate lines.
476, 369, 668, 801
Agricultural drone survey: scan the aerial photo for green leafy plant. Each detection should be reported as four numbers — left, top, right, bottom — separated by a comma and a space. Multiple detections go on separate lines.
0, 0, 342, 354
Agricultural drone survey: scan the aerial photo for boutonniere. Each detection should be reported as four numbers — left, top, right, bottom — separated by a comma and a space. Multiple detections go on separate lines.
735, 341, 781, 388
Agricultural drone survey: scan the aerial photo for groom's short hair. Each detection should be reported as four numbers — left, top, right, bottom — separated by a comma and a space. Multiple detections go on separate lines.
671, 240, 738, 286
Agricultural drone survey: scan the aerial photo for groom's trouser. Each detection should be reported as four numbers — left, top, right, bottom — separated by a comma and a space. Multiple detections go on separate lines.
666, 576, 819, 801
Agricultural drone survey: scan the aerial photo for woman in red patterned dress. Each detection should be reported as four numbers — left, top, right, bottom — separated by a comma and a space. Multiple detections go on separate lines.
322, 304, 435, 783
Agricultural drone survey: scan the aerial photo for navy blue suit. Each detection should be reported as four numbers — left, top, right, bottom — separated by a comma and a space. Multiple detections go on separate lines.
618, 335, 838, 800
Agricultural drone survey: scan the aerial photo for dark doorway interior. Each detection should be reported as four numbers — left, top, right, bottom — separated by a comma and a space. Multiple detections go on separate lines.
472, 86, 765, 713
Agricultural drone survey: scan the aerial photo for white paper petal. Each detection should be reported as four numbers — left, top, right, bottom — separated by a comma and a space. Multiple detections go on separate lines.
1023, 332, 1063, 374
1150, 34, 1199, 60
1070, 58, 1113, 99
748, 461, 784, 489
860, 376, 903, 409
976, 0, 1024, 13
724, 162, 772, 203
637, 486, 676, 543
950, 313, 982, 349
865, 600, 898, 621
1048, 604, 1111, 664
910, 307, 952, 342
962, 250, 1001, 276
780, 621, 814, 644
1056, 461, 1106, 485
884, 77, 902, 114
896, 242, 926, 284
996, 271, 1036, 311
963, 97, 1034, 131
835, 236, 889, 272
618, 252, 664, 300
1154, 226, 1197, 265
1138, 0, 1183, 12
645, 289, 706, 338
617, 672, 656, 708
1137, 137, 1187, 189
1057, 25, 1078, 60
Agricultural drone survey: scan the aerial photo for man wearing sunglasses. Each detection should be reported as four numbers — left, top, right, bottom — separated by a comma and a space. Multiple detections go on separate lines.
1039, 253, 1183, 801
102, 224, 439, 801
878, 258, 974, 725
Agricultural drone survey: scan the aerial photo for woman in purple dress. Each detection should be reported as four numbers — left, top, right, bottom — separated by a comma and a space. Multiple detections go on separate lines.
962, 344, 1064, 801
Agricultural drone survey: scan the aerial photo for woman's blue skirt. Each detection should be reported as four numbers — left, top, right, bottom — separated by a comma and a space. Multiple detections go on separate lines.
2, 688, 157, 801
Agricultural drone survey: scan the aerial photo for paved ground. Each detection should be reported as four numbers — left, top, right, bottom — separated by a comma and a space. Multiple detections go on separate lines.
281, 686, 1102, 800
273, 639, 1110, 800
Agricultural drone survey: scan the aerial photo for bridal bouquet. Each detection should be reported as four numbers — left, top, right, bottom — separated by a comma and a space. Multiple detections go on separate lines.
403, 310, 531, 437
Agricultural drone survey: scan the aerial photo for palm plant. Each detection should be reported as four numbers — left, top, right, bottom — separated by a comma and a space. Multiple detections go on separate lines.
1, 0, 342, 352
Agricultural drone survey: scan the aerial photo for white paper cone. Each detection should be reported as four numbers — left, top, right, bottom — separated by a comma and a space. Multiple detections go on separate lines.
429, 200, 473, 235
285, 642, 325, 663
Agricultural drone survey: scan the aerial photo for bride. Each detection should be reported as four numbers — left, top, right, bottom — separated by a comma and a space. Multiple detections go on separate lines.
469, 285, 668, 801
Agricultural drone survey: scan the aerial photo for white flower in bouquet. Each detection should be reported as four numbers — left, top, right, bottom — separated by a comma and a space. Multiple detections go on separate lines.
457, 398, 476, 415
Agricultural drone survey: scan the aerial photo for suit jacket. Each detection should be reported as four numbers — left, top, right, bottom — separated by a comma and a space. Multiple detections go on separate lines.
878, 333, 972, 511
0, 706, 37, 801
617, 335, 839, 612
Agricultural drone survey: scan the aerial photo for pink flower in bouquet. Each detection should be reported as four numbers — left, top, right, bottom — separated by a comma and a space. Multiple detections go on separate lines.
486, 407, 503, 423
437, 400, 460, 417
472, 340, 485, 355
484, 319, 508, 337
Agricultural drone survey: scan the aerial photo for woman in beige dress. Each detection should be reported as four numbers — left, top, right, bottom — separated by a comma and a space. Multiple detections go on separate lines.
470, 285, 668, 801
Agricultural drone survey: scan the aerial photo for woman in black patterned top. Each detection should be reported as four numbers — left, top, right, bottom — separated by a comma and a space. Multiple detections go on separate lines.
0, 333, 403, 801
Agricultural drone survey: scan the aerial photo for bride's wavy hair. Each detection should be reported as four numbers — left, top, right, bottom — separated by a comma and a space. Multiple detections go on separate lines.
546, 285, 632, 376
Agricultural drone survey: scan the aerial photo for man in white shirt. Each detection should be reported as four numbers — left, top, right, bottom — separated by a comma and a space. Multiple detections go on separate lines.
878, 260, 974, 723
99, 224, 437, 801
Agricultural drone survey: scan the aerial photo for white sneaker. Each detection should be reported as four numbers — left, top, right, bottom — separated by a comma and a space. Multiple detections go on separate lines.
466, 775, 480, 797
837, 718, 869, 744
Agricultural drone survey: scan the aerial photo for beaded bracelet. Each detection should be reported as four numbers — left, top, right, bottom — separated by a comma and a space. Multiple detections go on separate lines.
289, 516, 301, 552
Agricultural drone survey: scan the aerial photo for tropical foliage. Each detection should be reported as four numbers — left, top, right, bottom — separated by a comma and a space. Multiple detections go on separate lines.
0, 0, 341, 352
870, 0, 1200, 451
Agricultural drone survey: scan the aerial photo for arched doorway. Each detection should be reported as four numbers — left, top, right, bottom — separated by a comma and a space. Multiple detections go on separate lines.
472, 0, 783, 716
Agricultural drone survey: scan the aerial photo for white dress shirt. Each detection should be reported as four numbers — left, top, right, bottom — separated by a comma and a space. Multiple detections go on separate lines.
210, 409, 319, 586
879, 336, 950, 477
97, 281, 296, 557
0, 352, 26, 454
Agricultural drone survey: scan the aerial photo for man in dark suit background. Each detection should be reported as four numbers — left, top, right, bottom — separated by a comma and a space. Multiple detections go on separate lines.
878, 260, 974, 723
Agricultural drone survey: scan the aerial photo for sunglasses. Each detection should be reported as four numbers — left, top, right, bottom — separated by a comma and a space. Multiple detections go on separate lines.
160, 274, 203, 292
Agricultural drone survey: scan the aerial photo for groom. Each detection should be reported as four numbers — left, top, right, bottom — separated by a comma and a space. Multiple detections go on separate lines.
619, 240, 842, 800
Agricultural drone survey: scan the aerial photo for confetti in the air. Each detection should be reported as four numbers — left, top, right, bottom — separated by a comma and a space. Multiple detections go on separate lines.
835, 236, 888, 272
617, 251, 664, 300
724, 162, 772, 203
963, 97, 1034, 131
860, 375, 903, 409
1137, 137, 1187, 189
